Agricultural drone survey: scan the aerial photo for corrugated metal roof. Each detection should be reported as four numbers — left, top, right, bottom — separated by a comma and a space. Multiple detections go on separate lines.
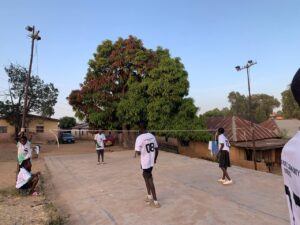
260, 119, 281, 136
234, 138, 287, 150
260, 119, 300, 138
206, 116, 280, 142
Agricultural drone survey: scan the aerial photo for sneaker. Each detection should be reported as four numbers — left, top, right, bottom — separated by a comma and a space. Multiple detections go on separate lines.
145, 196, 153, 204
152, 201, 161, 208
218, 178, 226, 183
97, 162, 100, 165
223, 180, 233, 185
101, 161, 106, 164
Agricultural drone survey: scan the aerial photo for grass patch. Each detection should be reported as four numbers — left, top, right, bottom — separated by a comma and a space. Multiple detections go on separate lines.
0, 187, 19, 197
44, 202, 67, 225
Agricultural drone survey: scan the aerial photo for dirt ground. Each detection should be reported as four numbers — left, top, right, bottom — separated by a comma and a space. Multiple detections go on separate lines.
0, 140, 117, 225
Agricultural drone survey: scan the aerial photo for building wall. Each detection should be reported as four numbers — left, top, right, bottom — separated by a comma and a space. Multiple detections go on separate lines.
0, 119, 15, 142
71, 129, 94, 140
0, 117, 59, 143
177, 141, 269, 172
28, 118, 59, 143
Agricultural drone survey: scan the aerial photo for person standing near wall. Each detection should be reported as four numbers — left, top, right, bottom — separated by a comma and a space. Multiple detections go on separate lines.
217, 127, 232, 185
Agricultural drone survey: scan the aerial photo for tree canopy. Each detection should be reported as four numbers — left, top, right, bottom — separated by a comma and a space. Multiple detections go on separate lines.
68, 36, 210, 142
281, 87, 300, 119
0, 64, 59, 133
59, 116, 76, 129
202, 107, 230, 118
226, 91, 280, 123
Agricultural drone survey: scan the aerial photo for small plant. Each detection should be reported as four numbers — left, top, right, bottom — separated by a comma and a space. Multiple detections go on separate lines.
45, 203, 67, 225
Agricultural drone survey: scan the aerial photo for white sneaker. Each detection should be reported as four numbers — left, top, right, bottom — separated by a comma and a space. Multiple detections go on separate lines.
97, 162, 100, 165
223, 180, 233, 185
145, 196, 153, 204
152, 201, 161, 208
218, 178, 225, 183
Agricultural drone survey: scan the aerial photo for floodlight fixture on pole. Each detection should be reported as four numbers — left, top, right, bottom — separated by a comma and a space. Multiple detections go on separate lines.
235, 60, 257, 170
21, 25, 41, 134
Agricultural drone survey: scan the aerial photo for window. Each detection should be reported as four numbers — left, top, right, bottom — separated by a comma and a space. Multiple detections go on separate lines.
36, 126, 44, 133
0, 126, 7, 133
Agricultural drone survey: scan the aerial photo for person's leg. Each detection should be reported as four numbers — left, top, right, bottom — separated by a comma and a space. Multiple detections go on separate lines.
29, 175, 39, 194
100, 149, 104, 162
223, 168, 231, 181
148, 176, 157, 201
221, 168, 226, 180
143, 175, 151, 196
96, 150, 100, 163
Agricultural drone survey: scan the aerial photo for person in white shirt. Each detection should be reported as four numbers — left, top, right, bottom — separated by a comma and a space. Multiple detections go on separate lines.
217, 127, 232, 185
16, 135, 33, 180
17, 136, 33, 166
94, 129, 106, 165
16, 158, 40, 195
282, 68, 300, 225
135, 122, 160, 208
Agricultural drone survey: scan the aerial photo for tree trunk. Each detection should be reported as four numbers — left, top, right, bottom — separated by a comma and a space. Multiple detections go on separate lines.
122, 124, 129, 149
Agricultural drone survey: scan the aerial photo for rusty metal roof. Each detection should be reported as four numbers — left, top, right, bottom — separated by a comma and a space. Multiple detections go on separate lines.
234, 138, 287, 150
206, 116, 280, 142
259, 119, 281, 136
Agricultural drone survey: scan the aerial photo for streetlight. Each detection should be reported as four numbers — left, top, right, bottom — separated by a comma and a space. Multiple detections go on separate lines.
21, 26, 41, 134
235, 60, 257, 170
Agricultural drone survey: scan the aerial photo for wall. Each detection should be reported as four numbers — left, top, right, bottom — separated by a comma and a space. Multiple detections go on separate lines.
0, 119, 15, 142
177, 141, 269, 172
0, 118, 59, 143
28, 118, 59, 143
71, 129, 94, 140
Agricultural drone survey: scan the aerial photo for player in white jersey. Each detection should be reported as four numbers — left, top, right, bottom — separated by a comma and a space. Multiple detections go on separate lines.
94, 129, 106, 164
217, 127, 232, 185
135, 122, 160, 208
282, 68, 300, 225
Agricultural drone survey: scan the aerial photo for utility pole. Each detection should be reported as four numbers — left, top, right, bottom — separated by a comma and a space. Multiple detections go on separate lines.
21, 26, 41, 134
235, 60, 257, 170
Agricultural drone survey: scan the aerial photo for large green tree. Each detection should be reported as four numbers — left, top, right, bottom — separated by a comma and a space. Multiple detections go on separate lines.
281, 87, 300, 119
227, 91, 280, 123
0, 64, 59, 134
68, 36, 210, 143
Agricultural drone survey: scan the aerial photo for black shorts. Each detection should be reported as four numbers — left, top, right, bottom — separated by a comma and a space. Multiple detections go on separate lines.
219, 150, 231, 169
143, 167, 153, 178
96, 149, 104, 154
19, 179, 32, 190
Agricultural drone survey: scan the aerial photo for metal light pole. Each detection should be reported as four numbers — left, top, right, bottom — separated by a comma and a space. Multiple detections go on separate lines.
21, 26, 41, 134
235, 60, 257, 170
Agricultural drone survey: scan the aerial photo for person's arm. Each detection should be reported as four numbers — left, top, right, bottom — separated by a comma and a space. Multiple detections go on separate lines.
219, 143, 224, 151
134, 137, 141, 156
154, 148, 159, 163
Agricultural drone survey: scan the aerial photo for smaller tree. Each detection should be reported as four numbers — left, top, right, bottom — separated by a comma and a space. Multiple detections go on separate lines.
202, 107, 231, 118
281, 87, 300, 119
59, 117, 76, 129
0, 64, 59, 135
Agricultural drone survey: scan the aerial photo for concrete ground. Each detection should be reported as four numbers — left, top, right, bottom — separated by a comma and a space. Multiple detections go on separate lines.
45, 150, 289, 225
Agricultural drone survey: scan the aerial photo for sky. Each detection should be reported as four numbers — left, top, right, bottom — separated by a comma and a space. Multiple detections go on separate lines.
0, 0, 299, 119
